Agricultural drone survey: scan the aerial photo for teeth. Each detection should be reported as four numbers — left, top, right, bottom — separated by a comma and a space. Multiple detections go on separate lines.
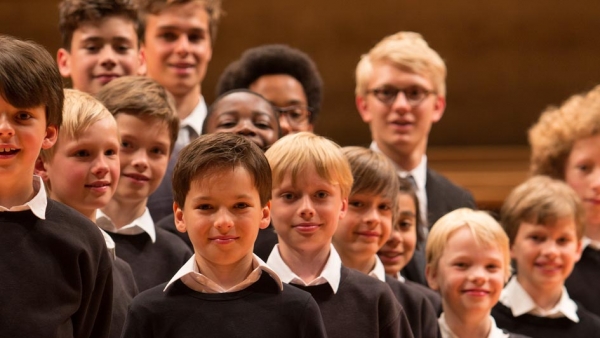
0, 148, 16, 153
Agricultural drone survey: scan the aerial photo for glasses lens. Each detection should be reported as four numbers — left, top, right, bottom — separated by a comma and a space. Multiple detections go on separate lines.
374, 88, 399, 104
278, 105, 310, 126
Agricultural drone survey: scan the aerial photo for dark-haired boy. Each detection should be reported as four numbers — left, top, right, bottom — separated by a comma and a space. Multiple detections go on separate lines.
122, 133, 327, 337
0, 35, 112, 338
57, 0, 144, 95
95, 76, 192, 292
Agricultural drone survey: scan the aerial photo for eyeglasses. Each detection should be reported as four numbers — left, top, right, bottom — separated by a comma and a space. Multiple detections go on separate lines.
366, 86, 436, 107
273, 105, 312, 127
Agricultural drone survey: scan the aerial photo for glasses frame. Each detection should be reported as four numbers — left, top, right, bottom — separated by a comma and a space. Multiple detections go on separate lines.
366, 86, 437, 107
273, 104, 313, 127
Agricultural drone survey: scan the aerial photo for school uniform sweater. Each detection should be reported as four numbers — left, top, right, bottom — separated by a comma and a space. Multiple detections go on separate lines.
0, 200, 113, 338
405, 280, 443, 315
121, 272, 327, 338
565, 246, 600, 316
111, 257, 138, 338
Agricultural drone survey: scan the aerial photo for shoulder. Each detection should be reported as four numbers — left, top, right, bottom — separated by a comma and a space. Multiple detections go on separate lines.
426, 168, 474, 199
576, 305, 600, 328
405, 280, 442, 314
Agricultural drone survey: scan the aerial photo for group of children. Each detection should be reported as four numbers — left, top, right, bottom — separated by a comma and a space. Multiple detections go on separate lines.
2, 0, 600, 337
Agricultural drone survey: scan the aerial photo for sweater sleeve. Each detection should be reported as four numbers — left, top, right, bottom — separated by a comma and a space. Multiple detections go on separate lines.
299, 295, 328, 338
120, 300, 150, 338
380, 285, 414, 338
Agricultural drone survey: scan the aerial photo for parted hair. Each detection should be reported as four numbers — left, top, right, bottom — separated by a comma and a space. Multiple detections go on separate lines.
355, 31, 447, 97
138, 0, 222, 44
0, 35, 63, 127
501, 175, 585, 245
426, 208, 511, 282
58, 0, 140, 49
172, 133, 272, 208
95, 76, 179, 154
265, 132, 353, 198
529, 85, 600, 179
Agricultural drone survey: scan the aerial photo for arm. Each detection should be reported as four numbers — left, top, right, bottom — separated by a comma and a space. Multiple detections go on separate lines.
299, 296, 327, 338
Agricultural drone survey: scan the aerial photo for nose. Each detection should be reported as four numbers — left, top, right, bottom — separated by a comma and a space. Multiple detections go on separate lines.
132, 150, 149, 171
590, 168, 600, 193
214, 208, 234, 232
0, 114, 15, 139
99, 46, 117, 69
92, 154, 110, 178
391, 91, 411, 112
175, 35, 190, 56
278, 115, 291, 136
364, 206, 381, 229
469, 265, 486, 285
386, 229, 402, 246
540, 240, 559, 258
234, 120, 257, 137
298, 195, 315, 219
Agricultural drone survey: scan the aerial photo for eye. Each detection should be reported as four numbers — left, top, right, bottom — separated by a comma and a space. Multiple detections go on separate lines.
159, 32, 178, 42
105, 148, 118, 156
217, 120, 237, 129
397, 218, 414, 230
486, 264, 500, 271
114, 44, 131, 54
84, 44, 100, 53
576, 164, 593, 174
557, 236, 572, 245
121, 141, 133, 149
254, 120, 273, 130
378, 203, 392, 211
528, 234, 544, 243
74, 150, 90, 157
404, 86, 427, 101
373, 87, 399, 102
196, 204, 212, 210
453, 262, 468, 269
15, 112, 31, 121
349, 200, 364, 208
315, 191, 329, 199
234, 202, 249, 209
280, 192, 296, 201
150, 147, 166, 155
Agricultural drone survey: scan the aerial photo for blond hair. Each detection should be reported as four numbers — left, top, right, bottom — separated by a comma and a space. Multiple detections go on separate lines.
355, 31, 447, 97
426, 208, 511, 281
265, 132, 353, 198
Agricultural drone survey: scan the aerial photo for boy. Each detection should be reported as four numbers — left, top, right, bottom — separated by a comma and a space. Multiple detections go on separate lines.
529, 85, 600, 316
265, 132, 413, 338
0, 35, 112, 337
95, 76, 192, 292
333, 146, 440, 338
139, 0, 223, 222
216, 44, 323, 135
355, 31, 476, 285
492, 176, 600, 337
57, 0, 145, 95
426, 208, 524, 338
37, 89, 138, 338
121, 133, 327, 337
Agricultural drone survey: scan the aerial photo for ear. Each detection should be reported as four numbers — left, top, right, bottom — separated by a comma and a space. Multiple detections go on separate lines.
355, 95, 372, 123
259, 201, 271, 230
338, 197, 348, 220
173, 202, 187, 233
137, 48, 147, 76
34, 156, 49, 182
430, 95, 446, 124
42, 125, 58, 150
574, 239, 584, 263
425, 265, 439, 291
56, 48, 72, 78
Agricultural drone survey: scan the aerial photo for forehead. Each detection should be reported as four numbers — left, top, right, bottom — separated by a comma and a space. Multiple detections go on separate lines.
398, 194, 416, 210
368, 61, 433, 90
443, 227, 504, 259
570, 134, 600, 159
213, 92, 274, 116
518, 217, 578, 235
146, 2, 210, 32
72, 16, 138, 43
250, 74, 307, 106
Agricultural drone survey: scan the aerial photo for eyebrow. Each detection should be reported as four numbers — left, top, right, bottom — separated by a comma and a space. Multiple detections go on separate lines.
191, 194, 254, 201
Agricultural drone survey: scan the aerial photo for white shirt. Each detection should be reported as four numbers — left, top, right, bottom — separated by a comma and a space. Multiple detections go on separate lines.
164, 254, 283, 293
175, 97, 207, 149
98, 228, 117, 261
0, 176, 47, 219
582, 236, 600, 251
369, 256, 387, 282
438, 313, 509, 338
267, 244, 342, 294
96, 208, 156, 243
499, 276, 579, 322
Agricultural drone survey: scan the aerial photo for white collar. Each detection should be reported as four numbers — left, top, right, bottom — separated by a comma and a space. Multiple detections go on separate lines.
266, 244, 342, 293
369, 256, 387, 282
164, 254, 283, 293
180, 96, 206, 137
369, 141, 428, 190
97, 228, 116, 260
582, 236, 600, 251
96, 208, 156, 243
0, 176, 47, 219
499, 276, 579, 322
438, 313, 509, 338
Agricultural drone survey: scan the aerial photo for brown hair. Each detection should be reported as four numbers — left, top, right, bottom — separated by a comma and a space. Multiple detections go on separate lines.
398, 177, 424, 245
95, 76, 179, 154
0, 35, 63, 127
58, 0, 140, 50
172, 133, 271, 208
501, 175, 585, 245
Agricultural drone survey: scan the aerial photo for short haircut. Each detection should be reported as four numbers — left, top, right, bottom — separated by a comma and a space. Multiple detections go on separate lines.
138, 0, 222, 44
172, 133, 271, 208
40, 89, 114, 162
0, 35, 63, 127
501, 175, 585, 245
215, 44, 323, 123
95, 76, 179, 154
58, 0, 140, 50
265, 132, 353, 198
355, 31, 447, 97
426, 208, 511, 282
398, 177, 424, 245
529, 85, 600, 179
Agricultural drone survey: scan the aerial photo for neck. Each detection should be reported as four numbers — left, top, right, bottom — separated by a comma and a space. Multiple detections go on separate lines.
375, 139, 426, 171
586, 222, 600, 242
173, 89, 201, 121
335, 246, 376, 275
195, 253, 254, 290
444, 309, 491, 338
278, 243, 331, 283
516, 275, 562, 310
101, 196, 147, 229
0, 177, 35, 209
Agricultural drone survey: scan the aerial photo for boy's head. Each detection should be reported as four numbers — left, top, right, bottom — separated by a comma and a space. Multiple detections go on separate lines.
425, 208, 510, 316
172, 133, 271, 263
38, 89, 120, 219
216, 44, 323, 135
138, 0, 222, 97
265, 132, 352, 253
57, 0, 143, 95
202, 89, 280, 151
96, 76, 178, 203
355, 32, 446, 161
333, 146, 399, 260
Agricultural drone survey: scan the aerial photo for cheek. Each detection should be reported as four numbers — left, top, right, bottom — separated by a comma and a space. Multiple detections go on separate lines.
400, 230, 417, 253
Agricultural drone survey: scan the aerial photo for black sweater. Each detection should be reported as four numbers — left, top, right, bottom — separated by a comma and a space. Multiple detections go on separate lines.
492, 302, 600, 338
107, 228, 192, 292
111, 257, 138, 338
293, 266, 414, 338
565, 246, 600, 316
0, 200, 113, 338
121, 272, 327, 338
405, 280, 442, 315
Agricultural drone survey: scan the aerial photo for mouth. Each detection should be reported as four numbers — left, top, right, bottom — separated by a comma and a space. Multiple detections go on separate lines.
209, 235, 239, 244
355, 231, 380, 237
462, 288, 490, 296
378, 250, 403, 258
534, 262, 562, 273
94, 74, 120, 84
0, 147, 20, 156
292, 223, 321, 233
123, 173, 150, 182
85, 181, 111, 192
585, 198, 600, 205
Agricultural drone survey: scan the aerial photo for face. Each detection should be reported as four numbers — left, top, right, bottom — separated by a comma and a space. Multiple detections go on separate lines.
174, 166, 270, 266
333, 191, 393, 261
250, 74, 313, 136
112, 114, 171, 204
0, 97, 57, 183
378, 193, 418, 276
57, 16, 143, 95
426, 227, 505, 319
511, 218, 582, 295
142, 2, 212, 97
204, 92, 279, 150
271, 165, 348, 254
565, 134, 600, 231
42, 117, 120, 216
356, 62, 445, 158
